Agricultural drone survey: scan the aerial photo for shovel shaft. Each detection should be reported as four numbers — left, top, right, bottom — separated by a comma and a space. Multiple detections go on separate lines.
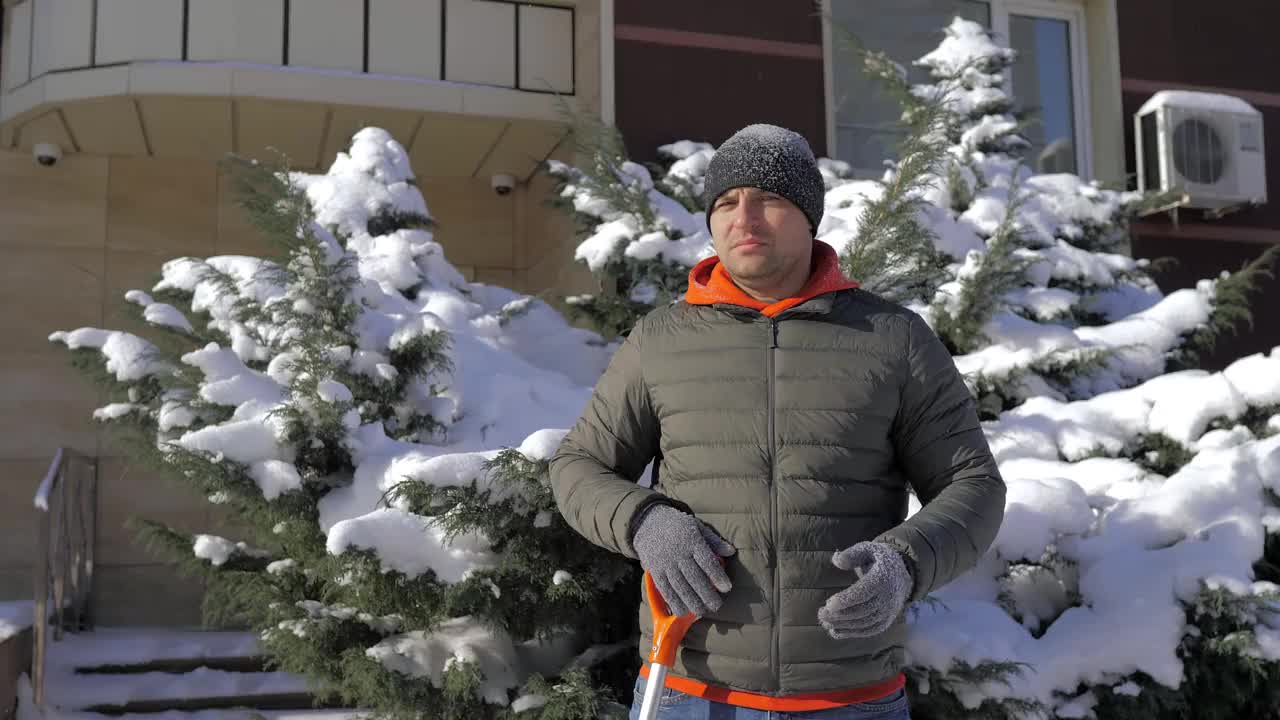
636, 662, 669, 720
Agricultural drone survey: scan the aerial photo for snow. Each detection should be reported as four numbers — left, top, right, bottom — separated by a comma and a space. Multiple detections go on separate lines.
33, 448, 63, 511
909, 350, 1280, 714
326, 508, 495, 583
248, 460, 304, 500
49, 329, 167, 381
193, 535, 268, 566
34, 628, 263, 667
915, 18, 1016, 78
93, 403, 143, 420
29, 666, 309, 710
1139, 90, 1261, 117
366, 618, 520, 706
0, 601, 33, 641
125, 290, 194, 334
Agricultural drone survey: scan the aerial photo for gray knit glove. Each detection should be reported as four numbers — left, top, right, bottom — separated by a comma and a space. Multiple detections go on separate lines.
631, 504, 736, 617
818, 541, 914, 639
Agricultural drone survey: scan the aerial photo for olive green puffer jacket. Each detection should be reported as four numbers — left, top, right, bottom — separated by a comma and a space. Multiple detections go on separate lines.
549, 288, 1006, 695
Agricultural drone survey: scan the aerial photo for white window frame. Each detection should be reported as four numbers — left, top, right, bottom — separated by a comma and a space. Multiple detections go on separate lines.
993, 0, 1093, 179
821, 0, 1094, 180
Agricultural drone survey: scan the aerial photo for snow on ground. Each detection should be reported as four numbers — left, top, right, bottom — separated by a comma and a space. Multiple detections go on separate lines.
15, 672, 356, 720
13, 628, 314, 720
40, 628, 262, 666
0, 600, 32, 641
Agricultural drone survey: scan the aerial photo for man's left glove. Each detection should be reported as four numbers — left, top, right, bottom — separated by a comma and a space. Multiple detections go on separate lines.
818, 541, 914, 639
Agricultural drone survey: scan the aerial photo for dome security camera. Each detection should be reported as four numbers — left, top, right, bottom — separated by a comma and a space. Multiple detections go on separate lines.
33, 142, 63, 167
491, 173, 516, 196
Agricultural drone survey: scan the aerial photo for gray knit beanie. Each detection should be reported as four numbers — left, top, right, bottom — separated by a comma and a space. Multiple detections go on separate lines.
701, 123, 825, 235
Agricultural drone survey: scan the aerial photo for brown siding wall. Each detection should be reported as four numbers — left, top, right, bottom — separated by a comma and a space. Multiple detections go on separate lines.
1118, 0, 1280, 370
616, 0, 822, 45
613, 0, 827, 162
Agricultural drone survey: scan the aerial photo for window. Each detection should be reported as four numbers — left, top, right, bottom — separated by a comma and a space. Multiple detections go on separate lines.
826, 0, 1091, 178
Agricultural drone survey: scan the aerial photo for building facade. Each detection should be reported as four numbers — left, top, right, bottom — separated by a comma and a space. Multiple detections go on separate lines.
1, 0, 1275, 624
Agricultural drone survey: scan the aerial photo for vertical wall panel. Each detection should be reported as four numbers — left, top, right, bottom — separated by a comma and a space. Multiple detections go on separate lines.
188, 0, 285, 65
288, 0, 363, 71
30, 0, 51, 78
368, 0, 442, 79
95, 0, 183, 65
4, 2, 34, 90
446, 0, 515, 88
518, 4, 572, 93
41, 0, 95, 73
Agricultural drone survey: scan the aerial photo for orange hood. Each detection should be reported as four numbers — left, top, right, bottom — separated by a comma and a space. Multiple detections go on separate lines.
684, 240, 859, 317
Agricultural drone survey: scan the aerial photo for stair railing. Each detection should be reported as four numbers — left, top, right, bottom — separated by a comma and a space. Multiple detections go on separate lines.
31, 448, 98, 708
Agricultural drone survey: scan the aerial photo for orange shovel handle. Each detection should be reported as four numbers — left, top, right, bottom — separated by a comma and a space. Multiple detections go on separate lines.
644, 570, 699, 666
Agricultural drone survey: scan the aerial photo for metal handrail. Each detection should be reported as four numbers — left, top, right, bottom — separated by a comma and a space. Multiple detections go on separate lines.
31, 448, 98, 708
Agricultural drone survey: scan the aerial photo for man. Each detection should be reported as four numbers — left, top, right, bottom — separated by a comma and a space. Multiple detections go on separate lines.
550, 124, 1006, 719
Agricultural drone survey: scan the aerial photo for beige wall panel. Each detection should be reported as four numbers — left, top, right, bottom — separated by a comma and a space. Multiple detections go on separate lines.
0, 567, 32, 601
130, 64, 233, 97
474, 119, 565, 180
14, 110, 74, 152
0, 149, 108, 250
216, 167, 275, 257
0, 246, 104, 355
95, 457, 212, 566
95, 0, 182, 65
92, 564, 205, 626
44, 65, 128, 103
30, 0, 51, 79
409, 113, 507, 178
458, 81, 559, 121
288, 0, 362, 71
60, 98, 147, 155
446, 0, 515, 88
368, 0, 442, 79
473, 266, 515, 288
188, 0, 285, 65
138, 96, 234, 159
320, 106, 420, 171
106, 156, 217, 255
518, 4, 573, 94
515, 154, 573, 270
235, 99, 327, 169
420, 177, 513, 268
32, 0, 93, 77
4, 1, 33, 91
0, 353, 99, 460
101, 249, 190, 339
0, 460, 52, 568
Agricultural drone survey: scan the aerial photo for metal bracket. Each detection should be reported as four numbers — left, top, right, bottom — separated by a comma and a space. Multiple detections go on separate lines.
1204, 201, 1259, 220
1137, 193, 1191, 229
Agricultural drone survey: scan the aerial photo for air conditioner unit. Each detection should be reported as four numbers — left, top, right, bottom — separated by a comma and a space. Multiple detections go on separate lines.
1135, 90, 1267, 212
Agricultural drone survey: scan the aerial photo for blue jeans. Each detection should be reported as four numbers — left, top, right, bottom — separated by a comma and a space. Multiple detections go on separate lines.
627, 675, 912, 720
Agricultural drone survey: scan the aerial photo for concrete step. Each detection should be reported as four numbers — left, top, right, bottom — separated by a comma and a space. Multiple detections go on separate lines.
26, 628, 353, 718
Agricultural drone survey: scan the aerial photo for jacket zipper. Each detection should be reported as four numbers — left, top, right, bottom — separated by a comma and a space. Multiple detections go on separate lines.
766, 318, 780, 689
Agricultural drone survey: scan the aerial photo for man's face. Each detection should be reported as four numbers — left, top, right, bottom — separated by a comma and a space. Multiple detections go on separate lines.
708, 187, 813, 288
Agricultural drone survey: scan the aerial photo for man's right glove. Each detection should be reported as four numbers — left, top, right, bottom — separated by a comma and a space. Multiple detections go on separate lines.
631, 504, 736, 617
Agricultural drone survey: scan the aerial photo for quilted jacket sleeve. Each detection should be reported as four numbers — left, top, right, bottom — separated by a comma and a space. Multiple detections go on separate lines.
876, 312, 1007, 601
549, 317, 691, 560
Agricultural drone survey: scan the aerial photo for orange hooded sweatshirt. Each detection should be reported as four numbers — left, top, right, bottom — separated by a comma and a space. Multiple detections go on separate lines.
685, 239, 860, 315
646, 240, 906, 711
